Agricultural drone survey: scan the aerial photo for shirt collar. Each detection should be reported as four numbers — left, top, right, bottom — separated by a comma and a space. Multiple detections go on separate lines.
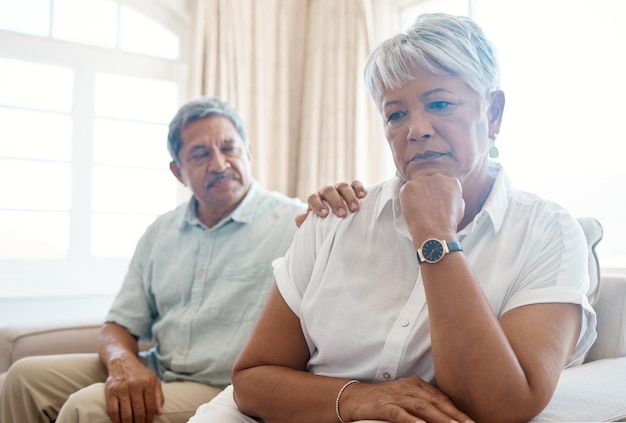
461, 162, 510, 235
375, 176, 401, 221
177, 179, 261, 230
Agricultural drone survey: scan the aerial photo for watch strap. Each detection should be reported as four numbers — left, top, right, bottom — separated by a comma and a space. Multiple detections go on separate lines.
445, 240, 463, 253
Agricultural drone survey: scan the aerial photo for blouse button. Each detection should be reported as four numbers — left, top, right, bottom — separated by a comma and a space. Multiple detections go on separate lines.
383, 372, 391, 379
400, 319, 409, 327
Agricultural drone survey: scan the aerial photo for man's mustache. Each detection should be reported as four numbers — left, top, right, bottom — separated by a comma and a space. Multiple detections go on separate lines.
205, 171, 238, 189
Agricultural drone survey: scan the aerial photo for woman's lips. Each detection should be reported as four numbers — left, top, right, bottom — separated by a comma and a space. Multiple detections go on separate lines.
407, 151, 448, 164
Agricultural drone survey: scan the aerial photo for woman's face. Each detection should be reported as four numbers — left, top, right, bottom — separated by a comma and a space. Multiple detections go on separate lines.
381, 72, 502, 185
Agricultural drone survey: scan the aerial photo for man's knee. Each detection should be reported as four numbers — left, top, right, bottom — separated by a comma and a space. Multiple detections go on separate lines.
57, 383, 108, 422
1, 356, 73, 423
3, 356, 51, 393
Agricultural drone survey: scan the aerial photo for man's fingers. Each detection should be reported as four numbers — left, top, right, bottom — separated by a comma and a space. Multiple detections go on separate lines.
319, 184, 349, 217
142, 385, 156, 423
294, 212, 308, 228
155, 381, 165, 416
107, 394, 122, 423
307, 194, 330, 217
118, 393, 134, 423
305, 180, 367, 223
350, 180, 367, 199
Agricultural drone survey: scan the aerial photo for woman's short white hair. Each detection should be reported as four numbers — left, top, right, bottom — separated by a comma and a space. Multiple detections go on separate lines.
364, 13, 500, 109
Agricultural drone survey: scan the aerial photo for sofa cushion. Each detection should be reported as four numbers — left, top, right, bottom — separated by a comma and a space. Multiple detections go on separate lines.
577, 217, 603, 305
0, 324, 101, 373
586, 275, 626, 362
530, 356, 626, 422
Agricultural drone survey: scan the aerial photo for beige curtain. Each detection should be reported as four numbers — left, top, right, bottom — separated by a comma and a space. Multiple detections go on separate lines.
189, 0, 387, 199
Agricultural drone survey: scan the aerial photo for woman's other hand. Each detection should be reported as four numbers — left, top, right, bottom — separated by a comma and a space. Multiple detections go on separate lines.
343, 376, 474, 423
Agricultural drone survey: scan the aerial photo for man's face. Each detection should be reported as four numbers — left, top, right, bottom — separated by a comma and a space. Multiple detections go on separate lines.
170, 116, 252, 223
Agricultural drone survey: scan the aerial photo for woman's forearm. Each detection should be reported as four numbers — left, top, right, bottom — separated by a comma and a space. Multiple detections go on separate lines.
233, 366, 348, 423
421, 255, 579, 422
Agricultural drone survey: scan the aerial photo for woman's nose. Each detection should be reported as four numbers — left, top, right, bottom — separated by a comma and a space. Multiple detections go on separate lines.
406, 111, 434, 142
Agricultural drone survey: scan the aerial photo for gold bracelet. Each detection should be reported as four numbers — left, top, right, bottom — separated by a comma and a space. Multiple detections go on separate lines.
335, 379, 360, 423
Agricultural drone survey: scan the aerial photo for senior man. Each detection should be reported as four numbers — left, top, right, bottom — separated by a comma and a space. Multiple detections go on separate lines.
0, 97, 364, 423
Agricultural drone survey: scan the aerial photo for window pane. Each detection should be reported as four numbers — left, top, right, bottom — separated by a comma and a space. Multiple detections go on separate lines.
93, 119, 171, 167
0, 58, 73, 112
52, 0, 118, 48
0, 108, 72, 161
92, 166, 176, 213
92, 213, 156, 258
0, 0, 50, 36
95, 73, 178, 123
119, 5, 180, 60
0, 159, 71, 210
0, 210, 69, 259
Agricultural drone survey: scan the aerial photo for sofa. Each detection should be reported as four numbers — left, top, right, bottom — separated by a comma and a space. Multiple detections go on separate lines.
1, 218, 625, 421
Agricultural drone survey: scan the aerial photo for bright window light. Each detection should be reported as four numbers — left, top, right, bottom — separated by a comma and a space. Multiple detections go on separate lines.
476, 0, 626, 268
52, 0, 118, 48
0, 210, 70, 259
0, 58, 73, 112
400, 0, 468, 26
0, 0, 184, 303
93, 119, 171, 168
92, 166, 176, 214
0, 107, 72, 161
0, 159, 72, 210
92, 213, 159, 258
94, 73, 178, 123
0, 0, 51, 36
119, 5, 180, 59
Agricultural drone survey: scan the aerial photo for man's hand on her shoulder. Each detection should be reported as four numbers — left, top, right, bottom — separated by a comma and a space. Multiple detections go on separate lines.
295, 180, 367, 227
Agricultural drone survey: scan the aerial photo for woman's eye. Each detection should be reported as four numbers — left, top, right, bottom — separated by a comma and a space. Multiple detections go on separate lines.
427, 101, 452, 111
386, 111, 406, 123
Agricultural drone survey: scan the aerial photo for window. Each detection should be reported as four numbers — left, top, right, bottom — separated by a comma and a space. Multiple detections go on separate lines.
390, 0, 625, 271
0, 0, 188, 298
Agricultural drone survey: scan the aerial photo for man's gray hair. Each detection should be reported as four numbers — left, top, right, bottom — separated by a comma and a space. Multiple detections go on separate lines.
167, 97, 249, 164
363, 13, 500, 110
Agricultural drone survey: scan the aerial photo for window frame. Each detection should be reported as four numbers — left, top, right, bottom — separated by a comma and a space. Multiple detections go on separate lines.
0, 2, 190, 298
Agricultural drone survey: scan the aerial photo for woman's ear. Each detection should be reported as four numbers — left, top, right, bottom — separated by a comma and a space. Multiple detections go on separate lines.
488, 90, 505, 136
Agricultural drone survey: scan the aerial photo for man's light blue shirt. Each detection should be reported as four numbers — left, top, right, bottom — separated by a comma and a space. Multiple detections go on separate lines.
105, 180, 305, 387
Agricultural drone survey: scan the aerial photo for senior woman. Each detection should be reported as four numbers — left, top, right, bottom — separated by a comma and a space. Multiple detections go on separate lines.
189, 13, 596, 423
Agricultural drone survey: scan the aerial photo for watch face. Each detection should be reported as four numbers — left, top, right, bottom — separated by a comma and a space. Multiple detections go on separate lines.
422, 239, 445, 263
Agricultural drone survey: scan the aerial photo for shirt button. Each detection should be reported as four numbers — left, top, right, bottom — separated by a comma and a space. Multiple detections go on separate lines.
383, 372, 391, 379
177, 347, 185, 355
400, 319, 409, 327
196, 269, 204, 277
187, 308, 194, 316
206, 232, 212, 238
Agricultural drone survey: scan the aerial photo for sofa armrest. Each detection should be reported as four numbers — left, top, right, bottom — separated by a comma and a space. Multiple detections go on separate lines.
0, 323, 102, 373
586, 275, 626, 362
530, 357, 626, 422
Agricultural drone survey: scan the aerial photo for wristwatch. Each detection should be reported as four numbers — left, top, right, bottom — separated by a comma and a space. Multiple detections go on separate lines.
416, 238, 463, 264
